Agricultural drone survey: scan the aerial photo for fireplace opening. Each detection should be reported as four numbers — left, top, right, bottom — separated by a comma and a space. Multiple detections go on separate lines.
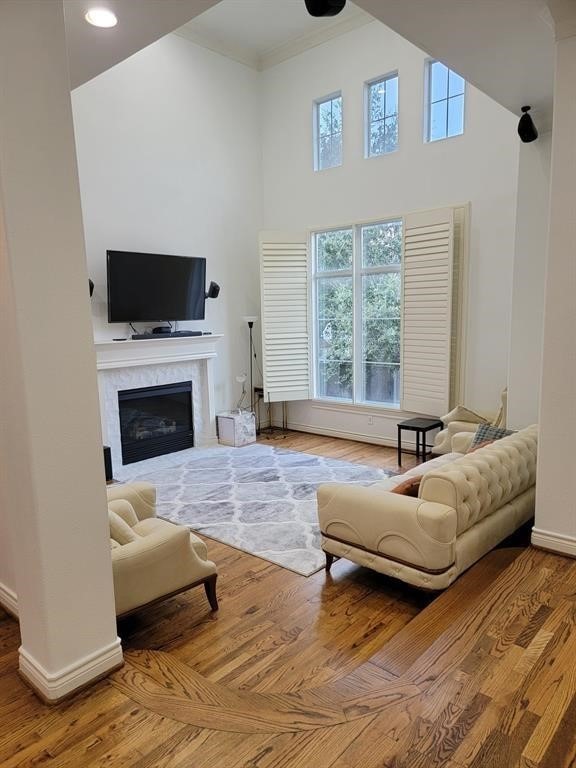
118, 381, 193, 464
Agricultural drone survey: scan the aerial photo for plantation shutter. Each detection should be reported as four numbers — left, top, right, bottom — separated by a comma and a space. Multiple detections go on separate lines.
401, 208, 454, 416
260, 232, 310, 403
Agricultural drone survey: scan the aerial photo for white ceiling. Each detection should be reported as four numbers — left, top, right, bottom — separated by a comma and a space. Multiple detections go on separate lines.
64, 0, 221, 89
64, 0, 557, 127
175, 0, 373, 70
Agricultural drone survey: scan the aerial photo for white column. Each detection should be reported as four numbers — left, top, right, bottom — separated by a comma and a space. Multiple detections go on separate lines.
532, 12, 576, 554
507, 135, 552, 430
0, 0, 122, 701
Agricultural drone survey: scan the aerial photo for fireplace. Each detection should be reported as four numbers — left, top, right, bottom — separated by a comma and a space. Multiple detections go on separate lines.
118, 381, 194, 464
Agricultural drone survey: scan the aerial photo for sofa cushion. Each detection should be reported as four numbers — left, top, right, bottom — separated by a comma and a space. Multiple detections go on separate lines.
370, 453, 462, 494
109, 509, 139, 545
419, 425, 538, 535
441, 405, 488, 425
390, 477, 421, 497
467, 423, 514, 452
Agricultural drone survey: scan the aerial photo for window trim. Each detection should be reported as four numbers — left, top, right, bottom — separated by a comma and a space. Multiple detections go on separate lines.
424, 59, 466, 143
311, 218, 403, 409
364, 71, 399, 159
313, 91, 343, 172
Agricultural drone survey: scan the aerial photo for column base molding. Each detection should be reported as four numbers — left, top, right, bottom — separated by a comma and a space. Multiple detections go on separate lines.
531, 527, 576, 558
19, 637, 123, 703
0, 581, 18, 618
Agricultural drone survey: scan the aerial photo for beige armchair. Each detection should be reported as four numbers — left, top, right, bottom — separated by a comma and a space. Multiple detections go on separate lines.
433, 389, 508, 454
107, 481, 218, 617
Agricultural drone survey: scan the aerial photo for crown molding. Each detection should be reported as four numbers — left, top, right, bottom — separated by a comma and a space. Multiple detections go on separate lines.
258, 11, 373, 71
545, 0, 576, 40
173, 26, 260, 69
174, 9, 374, 72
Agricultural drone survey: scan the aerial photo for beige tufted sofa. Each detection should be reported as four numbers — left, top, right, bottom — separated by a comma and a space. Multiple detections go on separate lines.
317, 425, 537, 590
107, 482, 218, 617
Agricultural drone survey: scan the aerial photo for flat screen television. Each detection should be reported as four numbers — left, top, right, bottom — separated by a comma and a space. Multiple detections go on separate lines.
107, 250, 206, 322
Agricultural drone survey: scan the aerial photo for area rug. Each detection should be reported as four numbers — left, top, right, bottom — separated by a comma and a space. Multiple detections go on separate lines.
119, 443, 394, 576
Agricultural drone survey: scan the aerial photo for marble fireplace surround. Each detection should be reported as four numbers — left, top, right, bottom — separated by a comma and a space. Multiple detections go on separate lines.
95, 336, 223, 474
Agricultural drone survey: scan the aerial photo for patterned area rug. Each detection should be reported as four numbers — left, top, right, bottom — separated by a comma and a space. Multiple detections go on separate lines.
119, 443, 394, 576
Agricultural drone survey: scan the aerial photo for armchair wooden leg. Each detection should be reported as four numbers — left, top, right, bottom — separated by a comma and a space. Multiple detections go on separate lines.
325, 552, 334, 573
204, 575, 219, 611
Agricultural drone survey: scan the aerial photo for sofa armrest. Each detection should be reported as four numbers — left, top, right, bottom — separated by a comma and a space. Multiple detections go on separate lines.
317, 483, 457, 572
451, 432, 475, 453
107, 481, 156, 521
111, 523, 215, 615
434, 421, 480, 455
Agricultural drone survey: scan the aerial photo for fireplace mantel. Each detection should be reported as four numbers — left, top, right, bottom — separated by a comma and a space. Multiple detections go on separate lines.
94, 334, 223, 370
94, 335, 223, 474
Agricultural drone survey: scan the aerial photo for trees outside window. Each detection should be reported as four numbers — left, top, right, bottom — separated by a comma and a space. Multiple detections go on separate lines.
426, 61, 465, 142
366, 74, 399, 157
314, 221, 402, 406
314, 94, 342, 170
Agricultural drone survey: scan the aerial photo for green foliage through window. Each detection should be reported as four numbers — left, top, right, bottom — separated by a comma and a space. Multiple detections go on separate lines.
314, 221, 402, 405
315, 94, 342, 170
367, 75, 399, 156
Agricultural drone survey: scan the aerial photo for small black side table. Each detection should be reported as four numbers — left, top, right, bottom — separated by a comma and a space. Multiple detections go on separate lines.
397, 418, 443, 466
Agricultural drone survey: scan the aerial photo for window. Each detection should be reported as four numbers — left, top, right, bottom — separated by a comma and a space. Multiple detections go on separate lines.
425, 61, 465, 142
314, 93, 342, 171
313, 221, 402, 406
365, 73, 399, 157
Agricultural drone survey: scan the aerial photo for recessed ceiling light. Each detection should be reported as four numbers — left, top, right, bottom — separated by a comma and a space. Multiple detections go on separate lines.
85, 8, 118, 28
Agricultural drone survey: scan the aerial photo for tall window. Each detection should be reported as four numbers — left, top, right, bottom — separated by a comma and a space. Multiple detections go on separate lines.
314, 93, 342, 171
365, 73, 399, 157
426, 61, 465, 142
313, 221, 402, 407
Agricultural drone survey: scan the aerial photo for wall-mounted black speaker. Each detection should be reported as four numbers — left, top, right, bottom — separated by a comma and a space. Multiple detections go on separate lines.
206, 281, 220, 299
304, 0, 346, 17
518, 106, 538, 143
103, 445, 112, 482
89, 278, 94, 297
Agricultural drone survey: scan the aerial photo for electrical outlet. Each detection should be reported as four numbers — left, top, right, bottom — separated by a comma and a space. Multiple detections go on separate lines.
367, 415, 374, 425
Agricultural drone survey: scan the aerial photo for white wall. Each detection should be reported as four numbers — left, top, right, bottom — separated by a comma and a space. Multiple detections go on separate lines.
532, 30, 576, 555
507, 135, 552, 430
72, 34, 262, 412
0, 218, 19, 615
261, 21, 519, 443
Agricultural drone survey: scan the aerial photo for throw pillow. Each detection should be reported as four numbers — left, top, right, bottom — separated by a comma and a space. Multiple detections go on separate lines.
441, 405, 488, 425
108, 498, 139, 527
108, 509, 139, 545
467, 424, 514, 453
390, 477, 421, 497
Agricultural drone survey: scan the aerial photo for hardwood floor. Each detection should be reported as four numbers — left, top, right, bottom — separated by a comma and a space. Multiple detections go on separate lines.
257, 429, 418, 473
0, 433, 575, 767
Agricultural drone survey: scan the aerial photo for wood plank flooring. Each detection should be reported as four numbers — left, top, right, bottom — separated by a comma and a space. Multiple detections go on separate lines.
0, 433, 575, 767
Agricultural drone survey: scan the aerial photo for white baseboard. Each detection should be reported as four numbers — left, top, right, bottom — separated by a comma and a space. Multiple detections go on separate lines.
0, 581, 18, 618
270, 419, 418, 449
19, 637, 123, 702
531, 528, 576, 558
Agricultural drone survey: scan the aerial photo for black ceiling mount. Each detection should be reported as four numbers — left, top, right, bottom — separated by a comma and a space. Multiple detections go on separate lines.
518, 106, 538, 143
304, 0, 346, 17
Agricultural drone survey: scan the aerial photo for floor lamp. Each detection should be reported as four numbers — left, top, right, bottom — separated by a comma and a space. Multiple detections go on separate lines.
243, 316, 258, 412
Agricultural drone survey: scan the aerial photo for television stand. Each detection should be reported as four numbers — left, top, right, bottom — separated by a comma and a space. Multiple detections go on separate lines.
131, 331, 203, 340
